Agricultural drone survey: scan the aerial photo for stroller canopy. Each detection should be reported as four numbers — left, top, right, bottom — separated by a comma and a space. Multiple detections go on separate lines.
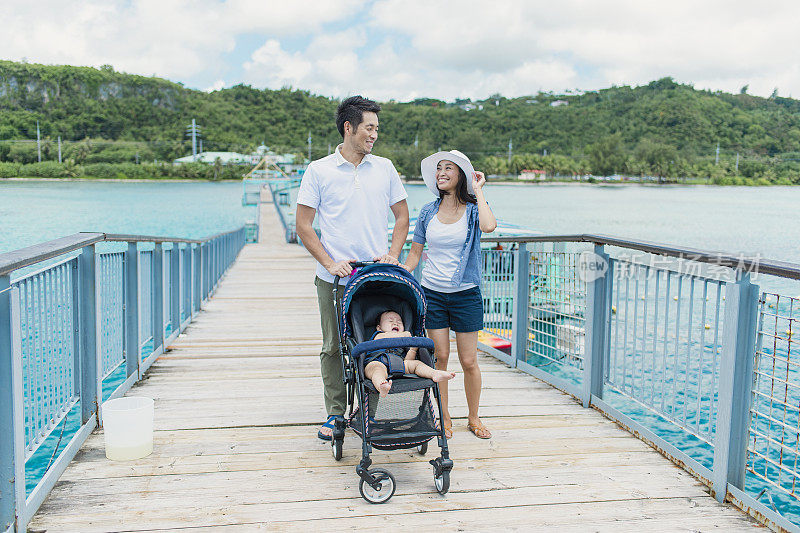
340, 263, 427, 338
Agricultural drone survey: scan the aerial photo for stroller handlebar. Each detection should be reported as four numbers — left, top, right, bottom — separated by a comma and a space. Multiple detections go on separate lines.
332, 260, 379, 286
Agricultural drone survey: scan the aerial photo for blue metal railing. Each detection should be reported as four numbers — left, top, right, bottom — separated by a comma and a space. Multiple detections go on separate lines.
0, 227, 247, 533
267, 179, 302, 243
473, 236, 800, 532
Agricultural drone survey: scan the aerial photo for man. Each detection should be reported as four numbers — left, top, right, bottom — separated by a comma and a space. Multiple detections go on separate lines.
295, 95, 410, 440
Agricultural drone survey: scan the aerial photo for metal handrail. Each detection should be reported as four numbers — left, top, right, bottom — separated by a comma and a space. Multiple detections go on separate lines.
0, 233, 105, 277
477, 233, 800, 280
105, 226, 245, 244
0, 227, 248, 277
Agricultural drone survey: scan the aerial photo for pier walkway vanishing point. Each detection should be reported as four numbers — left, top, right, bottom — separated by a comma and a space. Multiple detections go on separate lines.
27, 195, 762, 531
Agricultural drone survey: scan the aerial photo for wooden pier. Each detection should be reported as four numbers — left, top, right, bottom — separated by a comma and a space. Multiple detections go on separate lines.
28, 196, 763, 531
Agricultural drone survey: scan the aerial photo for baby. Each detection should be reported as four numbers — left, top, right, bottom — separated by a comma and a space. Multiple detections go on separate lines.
364, 310, 455, 397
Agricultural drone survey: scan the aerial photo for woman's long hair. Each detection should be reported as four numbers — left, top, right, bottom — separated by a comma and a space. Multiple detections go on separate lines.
438, 166, 477, 205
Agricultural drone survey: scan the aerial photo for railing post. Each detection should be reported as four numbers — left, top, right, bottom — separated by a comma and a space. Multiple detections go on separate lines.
581, 244, 611, 408
510, 243, 530, 368
205, 242, 211, 299
192, 244, 201, 313
77, 245, 100, 424
182, 245, 190, 324
1, 275, 25, 532
713, 271, 760, 502
200, 243, 207, 301
211, 240, 216, 290
216, 238, 221, 282
151, 244, 164, 354
170, 243, 180, 334
124, 242, 140, 378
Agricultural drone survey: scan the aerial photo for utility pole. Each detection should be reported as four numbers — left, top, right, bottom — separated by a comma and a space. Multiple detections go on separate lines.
307, 131, 312, 161
414, 134, 419, 149
328, 143, 332, 155
735, 152, 739, 174
36, 121, 42, 162
199, 139, 203, 154
715, 142, 720, 165
185, 119, 202, 161
507, 138, 513, 165
57, 136, 62, 163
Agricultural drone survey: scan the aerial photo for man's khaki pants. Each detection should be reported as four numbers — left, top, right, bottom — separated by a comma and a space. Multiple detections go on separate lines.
315, 276, 346, 416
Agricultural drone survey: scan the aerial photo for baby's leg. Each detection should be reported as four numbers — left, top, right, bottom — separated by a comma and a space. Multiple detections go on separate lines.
365, 361, 392, 397
405, 360, 455, 383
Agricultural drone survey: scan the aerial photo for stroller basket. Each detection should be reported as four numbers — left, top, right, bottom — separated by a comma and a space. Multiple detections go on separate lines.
349, 387, 439, 449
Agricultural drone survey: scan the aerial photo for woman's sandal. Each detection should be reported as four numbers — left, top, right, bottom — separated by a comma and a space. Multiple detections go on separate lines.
442, 419, 453, 439
467, 420, 492, 439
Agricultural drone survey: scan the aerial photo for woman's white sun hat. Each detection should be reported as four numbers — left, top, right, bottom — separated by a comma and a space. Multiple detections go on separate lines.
420, 149, 475, 197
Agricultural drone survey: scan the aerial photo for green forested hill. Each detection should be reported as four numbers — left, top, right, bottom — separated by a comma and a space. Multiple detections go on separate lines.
2, 60, 799, 183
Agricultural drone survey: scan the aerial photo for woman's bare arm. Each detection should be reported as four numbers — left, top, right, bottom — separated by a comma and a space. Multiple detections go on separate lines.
403, 242, 424, 272
472, 171, 497, 233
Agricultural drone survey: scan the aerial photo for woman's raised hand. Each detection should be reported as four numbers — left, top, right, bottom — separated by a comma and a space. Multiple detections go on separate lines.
472, 171, 486, 191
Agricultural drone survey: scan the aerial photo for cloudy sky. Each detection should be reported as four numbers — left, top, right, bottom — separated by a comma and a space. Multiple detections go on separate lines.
3, 0, 799, 101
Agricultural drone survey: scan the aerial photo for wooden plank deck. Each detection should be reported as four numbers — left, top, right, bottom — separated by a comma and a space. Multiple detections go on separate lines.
28, 197, 763, 532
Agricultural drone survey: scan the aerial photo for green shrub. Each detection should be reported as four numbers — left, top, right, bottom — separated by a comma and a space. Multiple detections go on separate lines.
81, 163, 118, 179
0, 162, 21, 178
19, 162, 69, 178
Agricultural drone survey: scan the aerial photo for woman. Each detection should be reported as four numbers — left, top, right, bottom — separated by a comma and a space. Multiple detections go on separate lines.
403, 149, 497, 439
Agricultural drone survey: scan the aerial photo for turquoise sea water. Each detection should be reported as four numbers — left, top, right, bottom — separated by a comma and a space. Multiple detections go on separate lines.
3, 179, 800, 519
3, 180, 798, 265
0, 180, 254, 254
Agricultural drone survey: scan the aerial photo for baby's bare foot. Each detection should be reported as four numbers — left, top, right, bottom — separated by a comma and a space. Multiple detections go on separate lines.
432, 370, 456, 383
378, 379, 392, 397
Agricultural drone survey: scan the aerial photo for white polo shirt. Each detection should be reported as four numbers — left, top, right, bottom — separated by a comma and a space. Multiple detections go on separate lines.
296, 144, 408, 284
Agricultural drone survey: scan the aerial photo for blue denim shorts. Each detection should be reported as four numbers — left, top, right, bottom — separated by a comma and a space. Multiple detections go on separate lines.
423, 286, 484, 333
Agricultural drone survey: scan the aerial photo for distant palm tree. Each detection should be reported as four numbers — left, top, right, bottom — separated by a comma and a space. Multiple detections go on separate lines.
212, 157, 223, 181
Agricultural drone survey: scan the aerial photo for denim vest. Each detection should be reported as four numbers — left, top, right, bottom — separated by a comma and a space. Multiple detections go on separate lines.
412, 199, 482, 288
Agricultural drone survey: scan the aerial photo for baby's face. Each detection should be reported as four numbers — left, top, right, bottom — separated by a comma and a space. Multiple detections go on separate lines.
378, 311, 404, 333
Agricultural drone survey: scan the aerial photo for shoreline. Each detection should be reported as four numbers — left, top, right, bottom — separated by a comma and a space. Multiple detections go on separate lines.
402, 178, 794, 187
2, 176, 796, 187
1, 177, 240, 183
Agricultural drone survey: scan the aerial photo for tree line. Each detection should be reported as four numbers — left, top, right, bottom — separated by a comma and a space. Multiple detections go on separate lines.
1, 61, 799, 184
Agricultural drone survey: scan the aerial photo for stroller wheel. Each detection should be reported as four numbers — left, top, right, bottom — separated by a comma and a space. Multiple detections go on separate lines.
359, 468, 396, 504
417, 441, 428, 455
332, 438, 343, 461
434, 469, 450, 495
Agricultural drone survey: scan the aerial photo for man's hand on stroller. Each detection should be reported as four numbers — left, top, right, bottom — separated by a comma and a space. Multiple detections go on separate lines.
373, 253, 400, 266
326, 259, 355, 278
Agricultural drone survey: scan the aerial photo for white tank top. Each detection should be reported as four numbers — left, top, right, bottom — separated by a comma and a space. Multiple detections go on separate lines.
421, 211, 477, 293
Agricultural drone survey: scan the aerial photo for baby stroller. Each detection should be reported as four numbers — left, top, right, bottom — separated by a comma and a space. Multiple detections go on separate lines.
330, 262, 453, 503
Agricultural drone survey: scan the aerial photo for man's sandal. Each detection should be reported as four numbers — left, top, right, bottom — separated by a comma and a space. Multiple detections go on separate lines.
467, 420, 492, 439
317, 415, 337, 441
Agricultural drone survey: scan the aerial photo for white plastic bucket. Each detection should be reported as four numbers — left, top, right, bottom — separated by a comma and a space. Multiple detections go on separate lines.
102, 397, 154, 461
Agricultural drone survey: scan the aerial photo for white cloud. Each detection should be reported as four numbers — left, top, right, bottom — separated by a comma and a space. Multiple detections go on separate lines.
205, 80, 227, 92
236, 0, 800, 100
1, 0, 365, 81
3, 0, 800, 99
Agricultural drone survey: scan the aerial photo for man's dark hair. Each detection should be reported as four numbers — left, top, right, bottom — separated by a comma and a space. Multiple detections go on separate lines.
336, 96, 381, 138
438, 166, 477, 205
